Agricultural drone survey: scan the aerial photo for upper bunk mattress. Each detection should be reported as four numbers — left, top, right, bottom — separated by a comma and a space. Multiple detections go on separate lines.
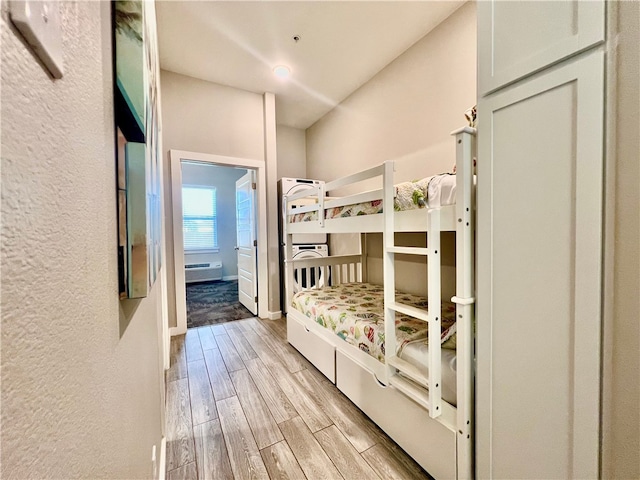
288, 173, 457, 223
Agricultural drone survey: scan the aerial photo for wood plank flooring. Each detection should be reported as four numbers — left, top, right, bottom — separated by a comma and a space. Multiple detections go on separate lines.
166, 317, 433, 480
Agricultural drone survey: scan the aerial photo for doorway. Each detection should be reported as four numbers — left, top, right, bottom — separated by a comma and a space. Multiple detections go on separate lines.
181, 162, 255, 327
170, 150, 268, 334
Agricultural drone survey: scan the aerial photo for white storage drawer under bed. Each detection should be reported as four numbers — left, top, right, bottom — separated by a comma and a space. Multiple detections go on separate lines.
336, 349, 456, 479
287, 314, 336, 383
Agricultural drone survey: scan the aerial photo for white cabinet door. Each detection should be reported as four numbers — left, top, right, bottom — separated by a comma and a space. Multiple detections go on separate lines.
476, 49, 604, 480
478, 0, 604, 96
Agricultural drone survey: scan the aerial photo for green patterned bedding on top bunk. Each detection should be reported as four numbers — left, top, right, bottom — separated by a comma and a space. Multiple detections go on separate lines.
291, 282, 457, 362
287, 173, 457, 223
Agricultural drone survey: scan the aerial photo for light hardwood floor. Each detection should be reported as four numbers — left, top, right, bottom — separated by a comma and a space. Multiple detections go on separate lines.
166, 317, 433, 480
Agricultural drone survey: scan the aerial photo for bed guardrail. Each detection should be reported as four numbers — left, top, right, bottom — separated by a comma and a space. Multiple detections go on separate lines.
283, 162, 392, 230
286, 254, 363, 294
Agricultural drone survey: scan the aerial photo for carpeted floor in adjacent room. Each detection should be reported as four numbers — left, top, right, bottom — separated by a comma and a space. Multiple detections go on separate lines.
186, 280, 254, 328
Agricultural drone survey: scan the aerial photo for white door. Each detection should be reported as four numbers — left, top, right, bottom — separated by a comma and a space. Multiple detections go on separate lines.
236, 171, 257, 315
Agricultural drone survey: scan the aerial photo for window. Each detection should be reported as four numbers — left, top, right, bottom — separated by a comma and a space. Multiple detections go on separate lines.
182, 186, 218, 251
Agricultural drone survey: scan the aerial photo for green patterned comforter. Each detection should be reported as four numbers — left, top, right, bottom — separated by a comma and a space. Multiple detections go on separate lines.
288, 177, 432, 223
291, 283, 457, 363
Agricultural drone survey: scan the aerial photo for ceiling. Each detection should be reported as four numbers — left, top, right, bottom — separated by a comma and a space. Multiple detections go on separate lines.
156, 1, 465, 130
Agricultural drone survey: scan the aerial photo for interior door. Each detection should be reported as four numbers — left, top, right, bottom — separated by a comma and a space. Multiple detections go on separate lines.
236, 170, 257, 315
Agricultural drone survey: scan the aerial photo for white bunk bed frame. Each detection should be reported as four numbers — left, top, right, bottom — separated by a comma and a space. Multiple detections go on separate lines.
283, 127, 476, 479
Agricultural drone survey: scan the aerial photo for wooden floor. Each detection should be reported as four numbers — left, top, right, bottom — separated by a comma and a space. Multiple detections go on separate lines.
166, 316, 433, 480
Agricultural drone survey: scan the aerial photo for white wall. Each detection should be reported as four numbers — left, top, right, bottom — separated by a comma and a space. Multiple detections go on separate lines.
181, 162, 247, 279
307, 2, 476, 186
276, 125, 307, 180
161, 70, 279, 325
1, 2, 164, 478
305, 2, 476, 295
161, 70, 265, 160
602, 1, 640, 477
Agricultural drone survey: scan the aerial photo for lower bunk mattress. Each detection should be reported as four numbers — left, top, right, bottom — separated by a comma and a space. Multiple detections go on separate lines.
290, 282, 458, 405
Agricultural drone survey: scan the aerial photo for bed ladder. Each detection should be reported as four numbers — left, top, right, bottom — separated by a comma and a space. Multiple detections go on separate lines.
381, 161, 444, 420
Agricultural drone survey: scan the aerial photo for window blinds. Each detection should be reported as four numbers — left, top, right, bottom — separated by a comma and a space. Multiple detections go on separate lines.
182, 186, 218, 250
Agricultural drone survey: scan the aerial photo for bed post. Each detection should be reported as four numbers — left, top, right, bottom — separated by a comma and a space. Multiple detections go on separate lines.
426, 208, 443, 417
283, 195, 295, 315
382, 160, 396, 385
360, 234, 368, 282
451, 126, 476, 480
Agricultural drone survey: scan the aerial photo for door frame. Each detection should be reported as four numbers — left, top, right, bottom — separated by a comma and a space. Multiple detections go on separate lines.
170, 149, 268, 334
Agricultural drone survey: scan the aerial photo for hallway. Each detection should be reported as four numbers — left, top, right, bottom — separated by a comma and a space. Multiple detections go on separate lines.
166, 317, 432, 479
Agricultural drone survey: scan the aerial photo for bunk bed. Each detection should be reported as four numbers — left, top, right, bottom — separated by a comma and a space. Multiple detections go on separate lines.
282, 127, 476, 479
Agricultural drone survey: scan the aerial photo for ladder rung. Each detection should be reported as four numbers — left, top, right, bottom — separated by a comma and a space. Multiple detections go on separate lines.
389, 375, 433, 413
386, 246, 429, 256
388, 301, 429, 322
387, 356, 428, 386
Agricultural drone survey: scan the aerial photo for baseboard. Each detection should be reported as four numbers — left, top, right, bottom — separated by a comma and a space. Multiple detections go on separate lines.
267, 310, 282, 320
158, 437, 166, 480
222, 275, 238, 281
169, 326, 186, 337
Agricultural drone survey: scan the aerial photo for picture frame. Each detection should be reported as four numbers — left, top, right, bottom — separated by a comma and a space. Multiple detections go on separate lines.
113, 0, 162, 299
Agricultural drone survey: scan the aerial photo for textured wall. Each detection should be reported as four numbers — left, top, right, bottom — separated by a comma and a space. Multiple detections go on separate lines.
1, 2, 164, 479
181, 163, 247, 278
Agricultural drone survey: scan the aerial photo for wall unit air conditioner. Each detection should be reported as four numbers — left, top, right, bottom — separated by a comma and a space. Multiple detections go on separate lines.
185, 261, 223, 283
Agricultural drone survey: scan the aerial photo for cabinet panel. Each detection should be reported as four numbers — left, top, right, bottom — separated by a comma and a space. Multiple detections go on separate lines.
478, 0, 604, 95
477, 50, 603, 479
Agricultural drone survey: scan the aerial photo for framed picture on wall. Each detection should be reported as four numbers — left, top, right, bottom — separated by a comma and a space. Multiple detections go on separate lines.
113, 0, 162, 299
114, 0, 145, 143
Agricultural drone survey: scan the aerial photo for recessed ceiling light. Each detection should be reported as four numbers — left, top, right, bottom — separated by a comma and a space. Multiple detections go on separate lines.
273, 65, 291, 79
